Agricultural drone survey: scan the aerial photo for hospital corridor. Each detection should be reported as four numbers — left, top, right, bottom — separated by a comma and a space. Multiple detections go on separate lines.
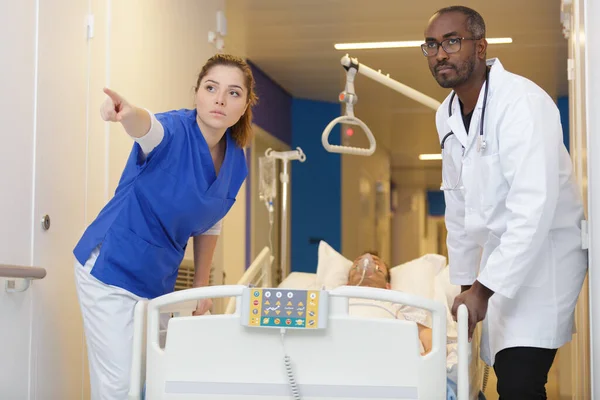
2, 0, 600, 399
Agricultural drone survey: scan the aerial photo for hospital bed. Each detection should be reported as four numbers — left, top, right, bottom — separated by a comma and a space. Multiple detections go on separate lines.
128, 245, 484, 399
130, 283, 470, 400
271, 242, 486, 398
274, 269, 485, 400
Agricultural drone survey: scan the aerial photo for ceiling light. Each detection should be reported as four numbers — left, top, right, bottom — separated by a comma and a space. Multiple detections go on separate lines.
419, 154, 442, 161
334, 37, 513, 50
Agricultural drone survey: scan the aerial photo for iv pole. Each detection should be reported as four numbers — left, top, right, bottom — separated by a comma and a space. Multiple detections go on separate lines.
264, 148, 306, 283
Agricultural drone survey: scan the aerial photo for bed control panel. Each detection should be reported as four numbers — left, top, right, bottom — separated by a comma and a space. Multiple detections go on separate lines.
241, 288, 328, 330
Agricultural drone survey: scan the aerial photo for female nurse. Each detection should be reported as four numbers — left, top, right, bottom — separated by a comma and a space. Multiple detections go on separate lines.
73, 53, 257, 399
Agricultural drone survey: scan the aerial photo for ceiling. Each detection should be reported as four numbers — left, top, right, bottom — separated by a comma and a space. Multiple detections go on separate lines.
240, 0, 568, 168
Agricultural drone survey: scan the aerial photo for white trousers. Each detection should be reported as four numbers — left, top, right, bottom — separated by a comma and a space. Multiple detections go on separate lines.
74, 247, 146, 400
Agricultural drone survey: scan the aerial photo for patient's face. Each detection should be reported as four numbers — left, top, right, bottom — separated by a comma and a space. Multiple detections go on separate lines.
347, 254, 390, 289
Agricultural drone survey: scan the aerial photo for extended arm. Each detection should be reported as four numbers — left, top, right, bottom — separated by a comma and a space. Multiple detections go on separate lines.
100, 88, 166, 158
101, 88, 152, 138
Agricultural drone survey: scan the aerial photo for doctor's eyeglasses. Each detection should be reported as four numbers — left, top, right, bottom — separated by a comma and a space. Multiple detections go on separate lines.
421, 37, 480, 57
440, 132, 464, 191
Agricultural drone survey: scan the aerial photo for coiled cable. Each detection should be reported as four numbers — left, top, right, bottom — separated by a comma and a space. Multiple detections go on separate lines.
482, 364, 490, 393
280, 328, 301, 400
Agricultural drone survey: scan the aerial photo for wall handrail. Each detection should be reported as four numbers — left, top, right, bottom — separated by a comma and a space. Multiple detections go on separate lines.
1, 264, 46, 293
0, 264, 47, 279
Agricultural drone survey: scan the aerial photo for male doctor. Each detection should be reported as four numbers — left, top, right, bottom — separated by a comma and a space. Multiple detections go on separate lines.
422, 5, 588, 399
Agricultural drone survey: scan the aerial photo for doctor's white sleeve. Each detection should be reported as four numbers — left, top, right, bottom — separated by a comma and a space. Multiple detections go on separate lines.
476, 92, 561, 299
435, 108, 482, 286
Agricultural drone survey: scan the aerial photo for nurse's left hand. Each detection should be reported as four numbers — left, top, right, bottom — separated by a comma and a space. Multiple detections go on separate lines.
451, 280, 494, 342
193, 298, 213, 316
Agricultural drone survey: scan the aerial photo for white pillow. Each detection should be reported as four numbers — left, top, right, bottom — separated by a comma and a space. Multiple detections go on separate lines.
315, 241, 353, 289
389, 254, 447, 300
279, 272, 319, 290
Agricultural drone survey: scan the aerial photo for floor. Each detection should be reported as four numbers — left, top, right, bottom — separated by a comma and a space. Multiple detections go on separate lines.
482, 355, 561, 399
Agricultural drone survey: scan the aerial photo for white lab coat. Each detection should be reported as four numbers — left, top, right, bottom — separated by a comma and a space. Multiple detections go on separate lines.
436, 58, 588, 366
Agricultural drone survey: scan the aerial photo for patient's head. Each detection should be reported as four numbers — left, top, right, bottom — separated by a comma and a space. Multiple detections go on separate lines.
347, 251, 391, 289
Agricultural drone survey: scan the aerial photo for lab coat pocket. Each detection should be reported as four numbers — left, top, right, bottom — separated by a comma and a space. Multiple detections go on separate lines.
477, 153, 505, 207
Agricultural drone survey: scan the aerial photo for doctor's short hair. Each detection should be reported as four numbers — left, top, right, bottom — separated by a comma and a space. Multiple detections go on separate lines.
194, 54, 259, 148
435, 5, 486, 40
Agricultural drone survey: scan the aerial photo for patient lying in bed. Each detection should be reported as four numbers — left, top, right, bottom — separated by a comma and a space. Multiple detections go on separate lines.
346, 252, 433, 355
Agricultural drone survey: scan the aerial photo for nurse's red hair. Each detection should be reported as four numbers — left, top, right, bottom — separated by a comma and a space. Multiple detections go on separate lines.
195, 54, 258, 148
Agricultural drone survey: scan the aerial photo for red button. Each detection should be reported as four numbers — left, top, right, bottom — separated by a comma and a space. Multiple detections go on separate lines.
253, 300, 259, 306
286, 319, 291, 325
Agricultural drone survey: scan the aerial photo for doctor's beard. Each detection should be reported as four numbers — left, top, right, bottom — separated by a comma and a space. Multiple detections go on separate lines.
431, 51, 477, 89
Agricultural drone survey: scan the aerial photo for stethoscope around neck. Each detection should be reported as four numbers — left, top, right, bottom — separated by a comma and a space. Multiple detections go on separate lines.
439, 68, 490, 191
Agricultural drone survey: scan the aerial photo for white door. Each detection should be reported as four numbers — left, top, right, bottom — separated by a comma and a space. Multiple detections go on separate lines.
0, 0, 38, 397
0, 0, 90, 398
30, 0, 90, 397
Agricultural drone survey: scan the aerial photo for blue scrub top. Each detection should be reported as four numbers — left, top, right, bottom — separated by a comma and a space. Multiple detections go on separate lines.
74, 109, 248, 298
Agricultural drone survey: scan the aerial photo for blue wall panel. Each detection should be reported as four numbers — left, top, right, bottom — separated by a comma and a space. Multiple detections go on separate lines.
290, 99, 341, 273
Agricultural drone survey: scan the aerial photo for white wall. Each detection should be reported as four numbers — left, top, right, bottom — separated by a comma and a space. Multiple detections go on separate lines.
0, 1, 240, 398
390, 188, 425, 265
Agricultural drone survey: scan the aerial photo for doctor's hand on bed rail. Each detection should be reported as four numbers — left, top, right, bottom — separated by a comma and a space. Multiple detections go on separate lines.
451, 279, 494, 341
192, 298, 213, 316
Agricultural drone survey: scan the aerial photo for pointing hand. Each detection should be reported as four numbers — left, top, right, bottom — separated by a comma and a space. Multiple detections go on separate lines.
100, 88, 133, 122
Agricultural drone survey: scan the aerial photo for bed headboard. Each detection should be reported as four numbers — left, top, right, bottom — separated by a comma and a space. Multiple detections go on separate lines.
135, 285, 469, 400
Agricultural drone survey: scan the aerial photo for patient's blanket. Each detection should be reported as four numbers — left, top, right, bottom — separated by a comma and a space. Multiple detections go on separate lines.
348, 298, 461, 380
